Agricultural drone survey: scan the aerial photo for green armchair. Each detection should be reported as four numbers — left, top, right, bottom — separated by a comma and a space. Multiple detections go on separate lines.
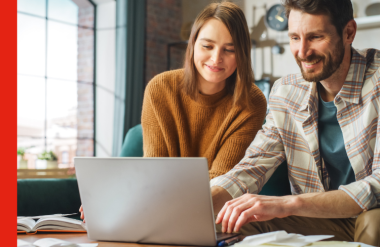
17, 178, 81, 218
120, 124, 144, 157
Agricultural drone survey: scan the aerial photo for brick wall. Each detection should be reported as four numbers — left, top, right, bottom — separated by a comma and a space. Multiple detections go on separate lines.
77, 6, 94, 157
145, 0, 184, 85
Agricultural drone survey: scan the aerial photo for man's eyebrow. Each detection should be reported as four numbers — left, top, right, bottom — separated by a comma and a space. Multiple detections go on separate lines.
199, 38, 234, 46
288, 30, 329, 37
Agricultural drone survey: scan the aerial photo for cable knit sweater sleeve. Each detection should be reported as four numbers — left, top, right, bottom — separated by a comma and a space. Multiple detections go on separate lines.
208, 87, 267, 180
141, 80, 169, 157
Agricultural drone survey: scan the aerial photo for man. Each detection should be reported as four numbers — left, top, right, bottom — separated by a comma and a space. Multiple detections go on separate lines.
210, 0, 380, 245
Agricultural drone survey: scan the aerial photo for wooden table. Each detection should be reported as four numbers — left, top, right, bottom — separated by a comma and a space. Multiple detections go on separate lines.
17, 233, 190, 247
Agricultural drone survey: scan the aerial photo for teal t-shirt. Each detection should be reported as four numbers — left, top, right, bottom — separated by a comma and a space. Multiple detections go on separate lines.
318, 85, 356, 190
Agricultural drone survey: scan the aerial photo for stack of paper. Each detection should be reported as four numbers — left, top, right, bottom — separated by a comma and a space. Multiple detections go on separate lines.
234, 231, 362, 247
17, 238, 98, 247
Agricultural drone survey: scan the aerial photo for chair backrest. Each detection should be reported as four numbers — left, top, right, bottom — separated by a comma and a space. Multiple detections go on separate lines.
17, 178, 81, 218
120, 124, 144, 157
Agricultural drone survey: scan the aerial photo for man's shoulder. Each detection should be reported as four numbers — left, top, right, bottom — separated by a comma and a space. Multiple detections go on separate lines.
354, 48, 380, 73
354, 48, 380, 63
352, 48, 380, 92
265, 74, 314, 112
271, 73, 311, 94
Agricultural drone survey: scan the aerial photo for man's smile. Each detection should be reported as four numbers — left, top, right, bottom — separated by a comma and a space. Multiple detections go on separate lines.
302, 59, 322, 68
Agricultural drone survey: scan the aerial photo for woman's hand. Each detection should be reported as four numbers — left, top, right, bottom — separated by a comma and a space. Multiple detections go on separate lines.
79, 205, 85, 223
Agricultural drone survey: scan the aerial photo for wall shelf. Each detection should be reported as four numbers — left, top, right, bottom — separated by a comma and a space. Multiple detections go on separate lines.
355, 15, 380, 29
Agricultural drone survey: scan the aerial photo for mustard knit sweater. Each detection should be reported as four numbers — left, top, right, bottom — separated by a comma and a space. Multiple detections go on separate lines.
141, 69, 267, 179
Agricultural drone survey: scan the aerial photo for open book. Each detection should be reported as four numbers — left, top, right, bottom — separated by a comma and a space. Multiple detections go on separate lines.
17, 216, 86, 234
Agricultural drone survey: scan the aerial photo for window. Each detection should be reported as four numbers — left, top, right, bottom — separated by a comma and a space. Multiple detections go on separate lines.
17, 0, 95, 169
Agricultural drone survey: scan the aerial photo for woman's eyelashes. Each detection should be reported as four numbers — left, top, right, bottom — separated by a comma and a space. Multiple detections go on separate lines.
201, 45, 235, 53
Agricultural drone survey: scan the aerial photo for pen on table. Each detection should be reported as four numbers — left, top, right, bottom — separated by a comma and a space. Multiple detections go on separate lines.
218, 236, 241, 246
225, 236, 240, 245
217, 240, 226, 246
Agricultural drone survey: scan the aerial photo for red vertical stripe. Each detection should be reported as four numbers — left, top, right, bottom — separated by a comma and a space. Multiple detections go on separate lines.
1, 0, 17, 245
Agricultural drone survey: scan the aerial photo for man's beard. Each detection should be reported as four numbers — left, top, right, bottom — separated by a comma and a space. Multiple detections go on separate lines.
296, 39, 345, 82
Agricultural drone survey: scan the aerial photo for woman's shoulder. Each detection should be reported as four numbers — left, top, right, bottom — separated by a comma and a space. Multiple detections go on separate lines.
145, 69, 184, 95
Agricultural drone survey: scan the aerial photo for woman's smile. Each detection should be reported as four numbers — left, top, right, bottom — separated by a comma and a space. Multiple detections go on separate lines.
205, 64, 224, 72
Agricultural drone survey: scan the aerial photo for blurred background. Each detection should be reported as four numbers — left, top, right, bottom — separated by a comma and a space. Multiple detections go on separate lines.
17, 0, 380, 177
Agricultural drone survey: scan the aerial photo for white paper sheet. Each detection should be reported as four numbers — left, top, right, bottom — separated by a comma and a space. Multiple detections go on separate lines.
351, 243, 375, 247
17, 239, 37, 247
235, 231, 334, 247
18, 238, 98, 247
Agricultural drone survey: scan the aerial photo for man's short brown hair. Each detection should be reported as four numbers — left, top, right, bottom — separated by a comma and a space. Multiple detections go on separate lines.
283, 0, 354, 37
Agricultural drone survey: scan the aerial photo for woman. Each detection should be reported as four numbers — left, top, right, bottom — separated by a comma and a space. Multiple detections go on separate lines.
141, 2, 267, 180
80, 1, 267, 222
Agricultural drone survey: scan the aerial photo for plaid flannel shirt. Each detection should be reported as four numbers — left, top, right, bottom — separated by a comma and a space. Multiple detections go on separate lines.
210, 48, 380, 211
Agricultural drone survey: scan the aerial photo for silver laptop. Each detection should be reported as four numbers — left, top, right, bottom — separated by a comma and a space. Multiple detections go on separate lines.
74, 157, 238, 246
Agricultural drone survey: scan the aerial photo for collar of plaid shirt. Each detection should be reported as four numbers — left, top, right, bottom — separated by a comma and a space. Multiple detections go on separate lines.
299, 48, 366, 112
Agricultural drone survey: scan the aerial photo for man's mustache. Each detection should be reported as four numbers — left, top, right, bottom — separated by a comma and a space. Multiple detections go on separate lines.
296, 54, 324, 63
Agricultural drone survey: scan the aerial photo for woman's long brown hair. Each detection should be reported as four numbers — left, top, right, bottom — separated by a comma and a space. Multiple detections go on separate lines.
181, 1, 254, 109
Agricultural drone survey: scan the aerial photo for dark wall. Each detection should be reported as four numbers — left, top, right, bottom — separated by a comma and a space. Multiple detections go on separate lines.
144, 0, 184, 86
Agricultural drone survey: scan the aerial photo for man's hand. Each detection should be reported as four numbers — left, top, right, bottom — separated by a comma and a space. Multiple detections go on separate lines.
79, 205, 85, 223
215, 194, 295, 233
214, 190, 363, 233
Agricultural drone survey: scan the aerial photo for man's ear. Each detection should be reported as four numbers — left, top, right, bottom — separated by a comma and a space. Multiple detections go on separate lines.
344, 19, 357, 45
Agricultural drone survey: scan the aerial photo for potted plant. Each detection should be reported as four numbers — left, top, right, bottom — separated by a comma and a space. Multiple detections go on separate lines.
17, 147, 28, 169
36, 151, 58, 169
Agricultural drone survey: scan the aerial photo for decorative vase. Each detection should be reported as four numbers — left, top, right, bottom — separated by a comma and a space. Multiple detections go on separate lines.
47, 160, 58, 169
19, 160, 28, 169
35, 160, 47, 169
36, 160, 58, 169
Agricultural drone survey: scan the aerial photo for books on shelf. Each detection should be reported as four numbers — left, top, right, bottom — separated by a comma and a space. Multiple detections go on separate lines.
17, 216, 86, 234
